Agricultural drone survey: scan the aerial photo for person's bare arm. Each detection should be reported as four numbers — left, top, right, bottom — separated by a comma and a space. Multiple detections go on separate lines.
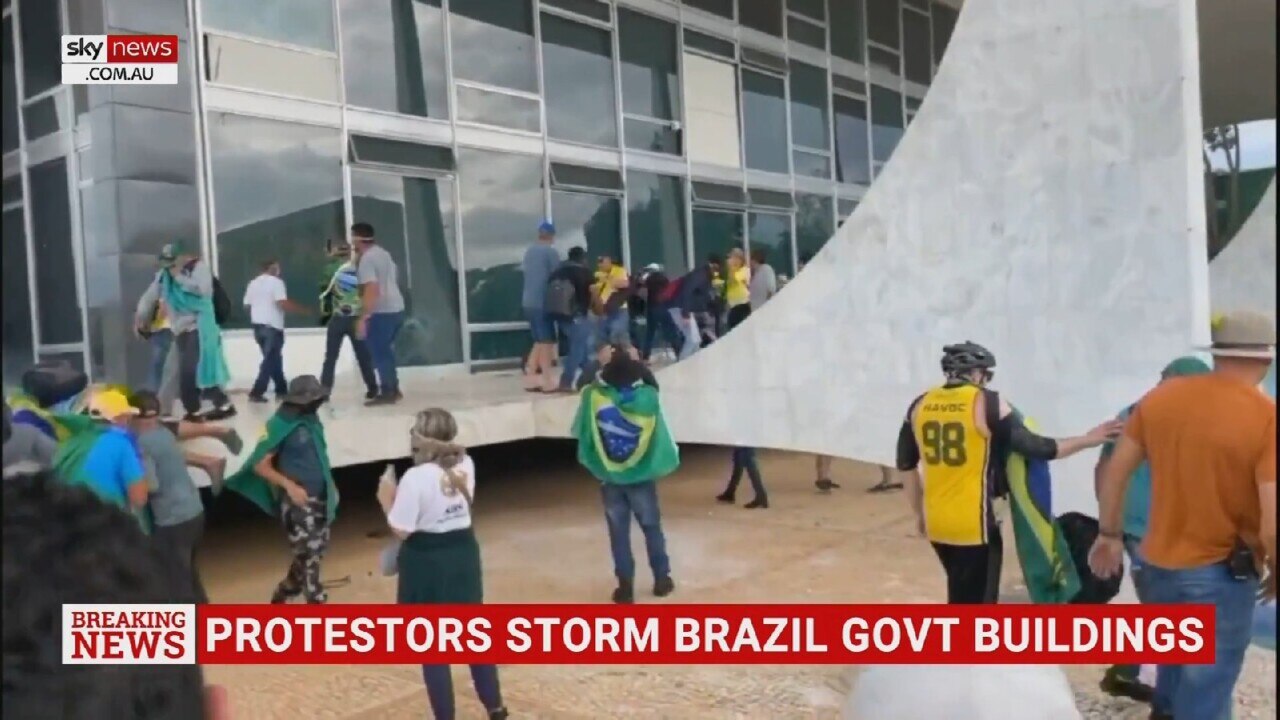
1261, 482, 1276, 593
277, 298, 310, 314
254, 451, 309, 505
996, 398, 1121, 460
1097, 435, 1145, 537
126, 479, 150, 509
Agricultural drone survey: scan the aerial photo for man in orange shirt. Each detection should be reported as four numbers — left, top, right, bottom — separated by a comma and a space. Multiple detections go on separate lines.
1091, 311, 1276, 720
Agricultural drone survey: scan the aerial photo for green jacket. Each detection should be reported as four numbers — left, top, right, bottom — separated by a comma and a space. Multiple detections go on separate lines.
226, 411, 339, 523
573, 381, 679, 485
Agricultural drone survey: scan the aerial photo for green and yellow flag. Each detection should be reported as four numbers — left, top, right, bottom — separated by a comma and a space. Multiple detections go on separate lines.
1006, 413, 1081, 604
572, 381, 679, 485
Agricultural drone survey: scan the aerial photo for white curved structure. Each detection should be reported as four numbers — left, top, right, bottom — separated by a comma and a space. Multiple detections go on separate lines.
1210, 180, 1277, 322
844, 665, 1080, 720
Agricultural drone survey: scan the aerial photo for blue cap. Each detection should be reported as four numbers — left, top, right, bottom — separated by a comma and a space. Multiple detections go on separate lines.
538, 220, 556, 235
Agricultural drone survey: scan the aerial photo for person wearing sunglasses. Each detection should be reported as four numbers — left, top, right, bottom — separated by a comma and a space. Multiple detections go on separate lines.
894, 341, 1122, 604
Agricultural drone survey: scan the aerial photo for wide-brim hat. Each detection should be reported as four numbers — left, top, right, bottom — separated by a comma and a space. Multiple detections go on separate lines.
281, 375, 329, 406
1201, 311, 1277, 359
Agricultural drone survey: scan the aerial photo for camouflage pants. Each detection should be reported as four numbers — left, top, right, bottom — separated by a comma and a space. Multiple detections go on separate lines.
275, 499, 330, 603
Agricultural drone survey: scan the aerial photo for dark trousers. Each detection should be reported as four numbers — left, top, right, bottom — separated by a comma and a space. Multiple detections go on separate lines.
176, 330, 229, 415
726, 303, 751, 331
320, 314, 378, 394
641, 304, 686, 360
931, 527, 1003, 604
153, 514, 208, 603
724, 447, 767, 500
250, 324, 288, 398
421, 664, 504, 720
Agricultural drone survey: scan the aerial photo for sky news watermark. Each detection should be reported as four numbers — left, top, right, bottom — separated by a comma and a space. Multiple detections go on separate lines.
61, 35, 179, 85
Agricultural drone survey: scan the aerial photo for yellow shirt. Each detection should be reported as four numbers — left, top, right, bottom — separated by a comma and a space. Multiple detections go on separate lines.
150, 302, 170, 331
911, 383, 994, 546
726, 266, 750, 307
594, 266, 627, 303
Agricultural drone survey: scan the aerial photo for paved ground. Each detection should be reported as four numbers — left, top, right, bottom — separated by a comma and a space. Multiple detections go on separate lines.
198, 443, 1275, 719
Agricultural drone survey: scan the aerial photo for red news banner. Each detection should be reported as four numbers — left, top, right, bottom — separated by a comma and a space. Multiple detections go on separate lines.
64, 604, 1213, 666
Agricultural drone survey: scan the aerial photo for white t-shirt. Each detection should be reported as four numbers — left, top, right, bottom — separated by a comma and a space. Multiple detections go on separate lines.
386, 456, 476, 535
242, 274, 287, 329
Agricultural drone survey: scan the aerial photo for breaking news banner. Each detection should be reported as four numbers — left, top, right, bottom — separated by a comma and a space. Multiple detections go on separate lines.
61, 34, 179, 85
63, 604, 1213, 666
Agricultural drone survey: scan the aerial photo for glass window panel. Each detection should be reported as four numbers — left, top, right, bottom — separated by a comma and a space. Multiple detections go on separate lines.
542, 13, 617, 147
207, 113, 344, 330
450, 0, 536, 92
792, 149, 830, 179
627, 171, 688, 275
790, 0, 826, 21
795, 192, 834, 263
457, 149, 543, 323
22, 95, 68, 141
683, 0, 733, 19
455, 86, 540, 132
205, 34, 340, 102
683, 52, 741, 168
838, 198, 858, 223
748, 188, 793, 210
740, 0, 783, 37
551, 191, 623, 266
747, 211, 794, 280
684, 29, 735, 60
741, 70, 789, 174
543, 0, 609, 23
830, 0, 866, 64
789, 61, 829, 150
29, 158, 82, 345
624, 118, 681, 155
692, 209, 744, 267
932, 3, 957, 65
787, 16, 826, 49
832, 74, 864, 95
350, 135, 455, 171
870, 83, 904, 162
37, 350, 85, 373
350, 170, 462, 366
904, 0, 928, 9
741, 47, 787, 73
833, 94, 871, 185
866, 0, 900, 49
2, 175, 20, 204
2, 207, 34, 386
2, 16, 18, 153
202, 0, 335, 50
470, 329, 531, 362
903, 9, 932, 84
692, 181, 747, 207
904, 95, 922, 111
18, 0, 60, 98
550, 163, 623, 192
339, 0, 448, 118
868, 45, 899, 75
619, 9, 680, 122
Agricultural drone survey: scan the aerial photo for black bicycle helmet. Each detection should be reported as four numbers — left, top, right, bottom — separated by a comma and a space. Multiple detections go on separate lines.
941, 341, 997, 377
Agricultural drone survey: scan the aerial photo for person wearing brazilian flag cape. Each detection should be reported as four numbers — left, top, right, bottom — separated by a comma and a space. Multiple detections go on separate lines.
894, 342, 1122, 604
572, 342, 679, 604
226, 375, 339, 604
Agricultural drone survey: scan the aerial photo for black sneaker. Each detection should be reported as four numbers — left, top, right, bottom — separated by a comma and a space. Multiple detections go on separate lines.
364, 390, 379, 401
204, 404, 237, 421
653, 576, 675, 598
247, 394, 269, 404
744, 497, 769, 509
364, 394, 394, 407
220, 429, 245, 456
715, 492, 735, 504
612, 580, 635, 604
182, 412, 205, 424
488, 708, 510, 720
1099, 665, 1154, 703
815, 478, 841, 492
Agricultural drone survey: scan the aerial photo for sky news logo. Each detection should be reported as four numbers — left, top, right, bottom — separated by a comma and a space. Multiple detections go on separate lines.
61, 35, 179, 85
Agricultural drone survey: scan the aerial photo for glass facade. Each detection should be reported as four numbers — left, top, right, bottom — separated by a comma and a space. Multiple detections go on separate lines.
0, 0, 953, 380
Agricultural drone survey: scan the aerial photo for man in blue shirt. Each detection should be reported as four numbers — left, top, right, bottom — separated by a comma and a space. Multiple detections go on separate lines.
79, 389, 150, 512
521, 221, 562, 391
1096, 356, 1211, 702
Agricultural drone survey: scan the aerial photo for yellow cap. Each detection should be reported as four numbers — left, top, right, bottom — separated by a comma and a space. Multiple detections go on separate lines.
88, 389, 138, 420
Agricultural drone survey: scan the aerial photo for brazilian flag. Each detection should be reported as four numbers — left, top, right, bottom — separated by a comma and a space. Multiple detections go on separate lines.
572, 381, 680, 484
1006, 413, 1081, 604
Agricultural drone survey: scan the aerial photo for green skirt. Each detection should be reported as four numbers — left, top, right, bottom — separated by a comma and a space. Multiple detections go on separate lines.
396, 527, 483, 605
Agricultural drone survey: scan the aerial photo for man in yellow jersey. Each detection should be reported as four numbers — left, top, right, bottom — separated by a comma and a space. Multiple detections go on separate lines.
896, 342, 1121, 604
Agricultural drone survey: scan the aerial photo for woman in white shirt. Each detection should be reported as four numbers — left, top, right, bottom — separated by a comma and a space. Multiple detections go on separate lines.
378, 408, 508, 720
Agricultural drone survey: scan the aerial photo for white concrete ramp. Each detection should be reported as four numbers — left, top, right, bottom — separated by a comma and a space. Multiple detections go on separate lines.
1210, 179, 1277, 322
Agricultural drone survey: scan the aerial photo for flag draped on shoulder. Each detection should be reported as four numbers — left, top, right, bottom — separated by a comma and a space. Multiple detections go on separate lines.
1006, 411, 1081, 604
572, 381, 679, 484
51, 413, 154, 533
225, 412, 339, 522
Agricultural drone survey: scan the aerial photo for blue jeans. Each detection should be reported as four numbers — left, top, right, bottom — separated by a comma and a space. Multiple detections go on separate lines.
148, 329, 173, 391
524, 306, 556, 343
669, 308, 699, 359
366, 311, 404, 396
557, 315, 593, 390
1145, 560, 1255, 720
597, 308, 630, 345
600, 482, 671, 582
250, 324, 287, 398
1110, 536, 1156, 682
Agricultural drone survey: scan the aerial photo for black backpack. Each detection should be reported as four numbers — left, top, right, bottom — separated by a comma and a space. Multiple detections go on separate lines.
211, 276, 232, 326
545, 275, 577, 319
1058, 512, 1124, 605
